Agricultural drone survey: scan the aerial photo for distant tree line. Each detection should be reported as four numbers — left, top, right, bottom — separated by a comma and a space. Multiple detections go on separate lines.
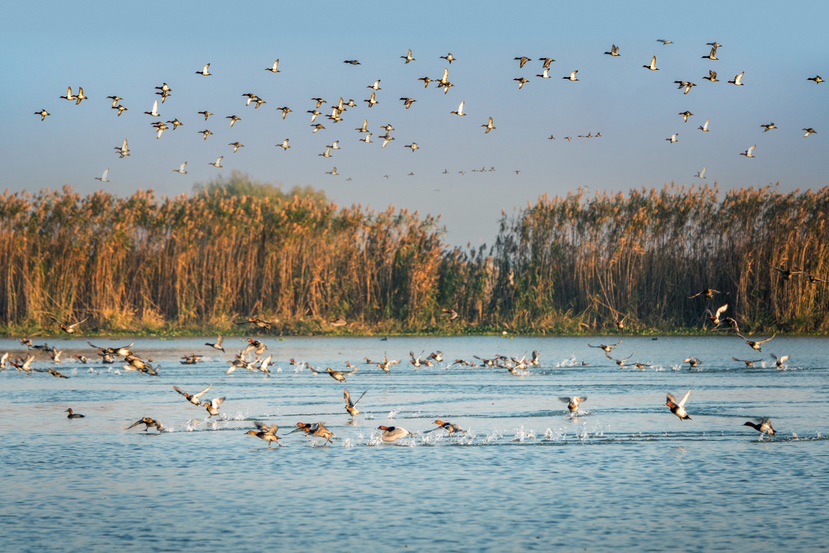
0, 175, 826, 335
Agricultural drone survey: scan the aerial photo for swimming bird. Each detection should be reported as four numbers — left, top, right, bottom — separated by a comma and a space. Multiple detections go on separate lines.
173, 384, 213, 406
209, 156, 223, 168
559, 396, 587, 414
666, 390, 692, 420
698, 119, 710, 133
291, 422, 335, 443
401, 49, 415, 63
173, 162, 188, 174
743, 418, 776, 438
127, 417, 165, 432
563, 70, 579, 82
35, 109, 50, 121
204, 397, 225, 418
95, 168, 110, 183
771, 354, 789, 369
196, 63, 211, 76
803, 128, 817, 138
728, 71, 745, 86
265, 59, 280, 73
740, 145, 756, 158
66, 408, 85, 419
451, 101, 466, 116
736, 333, 776, 352
378, 425, 415, 443
643, 55, 659, 71
343, 389, 366, 417
604, 44, 620, 56
51, 316, 88, 334
247, 422, 281, 447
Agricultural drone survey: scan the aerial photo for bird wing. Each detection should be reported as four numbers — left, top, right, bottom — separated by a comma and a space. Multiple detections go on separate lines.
756, 334, 776, 346
193, 384, 213, 399
678, 389, 692, 407
715, 304, 728, 317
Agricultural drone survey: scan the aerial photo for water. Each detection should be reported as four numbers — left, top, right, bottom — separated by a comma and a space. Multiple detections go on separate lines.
1, 335, 828, 552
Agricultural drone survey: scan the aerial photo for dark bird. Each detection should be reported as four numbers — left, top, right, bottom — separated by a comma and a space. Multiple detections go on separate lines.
246, 421, 281, 447
127, 417, 165, 432
743, 418, 776, 438
66, 408, 85, 419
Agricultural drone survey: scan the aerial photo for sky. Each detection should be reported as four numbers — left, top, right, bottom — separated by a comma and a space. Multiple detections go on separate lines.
2, 1, 827, 246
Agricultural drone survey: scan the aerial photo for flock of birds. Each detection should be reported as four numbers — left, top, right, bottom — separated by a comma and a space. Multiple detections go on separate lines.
31, 40, 824, 185
5, 288, 810, 446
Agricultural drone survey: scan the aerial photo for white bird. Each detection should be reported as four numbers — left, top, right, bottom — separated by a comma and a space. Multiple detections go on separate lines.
278, 138, 291, 150
144, 99, 160, 117
559, 396, 588, 414
740, 145, 756, 158
210, 156, 224, 168
644, 55, 659, 71
265, 59, 280, 73
698, 119, 710, 133
563, 70, 579, 82
803, 128, 817, 138
364, 92, 378, 108
359, 133, 373, 144
196, 63, 212, 76
401, 49, 415, 63
482, 117, 495, 134
694, 167, 707, 179
115, 138, 130, 158
95, 168, 110, 182
404, 143, 419, 152
451, 101, 466, 116
326, 167, 339, 176
728, 71, 745, 86
667, 133, 678, 143
173, 162, 188, 174
666, 390, 692, 420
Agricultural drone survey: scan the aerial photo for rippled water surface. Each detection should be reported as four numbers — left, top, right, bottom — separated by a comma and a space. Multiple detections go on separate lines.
2, 335, 828, 552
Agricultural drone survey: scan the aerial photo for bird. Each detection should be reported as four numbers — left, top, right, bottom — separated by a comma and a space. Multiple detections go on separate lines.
643, 55, 659, 71
326, 167, 339, 176
514, 56, 531, 68
226, 115, 241, 127
400, 97, 416, 109
536, 68, 551, 79
702, 46, 719, 61
127, 417, 165, 432
51, 316, 88, 334
95, 168, 110, 183
771, 354, 790, 369
440, 53, 455, 63
35, 109, 50, 121
290, 422, 335, 444
265, 59, 280, 73
698, 119, 710, 133
656, 39, 673, 45
66, 408, 85, 419
689, 288, 720, 299
666, 133, 678, 144
559, 396, 587, 414
74, 87, 88, 105
706, 304, 728, 327
401, 49, 415, 63
451, 101, 466, 116
229, 142, 244, 153
728, 71, 745, 86
196, 63, 212, 76
703, 70, 719, 83
198, 129, 213, 140
60, 86, 77, 102
205, 335, 224, 352
343, 59, 361, 65
277, 106, 292, 119
563, 70, 579, 82
48, 368, 68, 379
204, 397, 225, 417
209, 156, 224, 168
404, 143, 420, 152
740, 145, 756, 158
694, 167, 707, 179
588, 340, 622, 354
803, 128, 817, 138
732, 357, 763, 367
115, 138, 130, 158
666, 390, 692, 420
679, 111, 693, 123
144, 100, 160, 117
327, 366, 357, 382
246, 422, 281, 447
364, 92, 378, 108
538, 56, 555, 68
604, 44, 620, 56
173, 384, 213, 406
482, 117, 495, 134
431, 420, 466, 436
343, 389, 366, 417
743, 418, 776, 438
514, 77, 530, 89
173, 162, 188, 175
675, 81, 696, 94
761, 123, 777, 132
683, 357, 702, 368
198, 110, 213, 120
736, 333, 776, 351
378, 425, 415, 443
807, 75, 823, 84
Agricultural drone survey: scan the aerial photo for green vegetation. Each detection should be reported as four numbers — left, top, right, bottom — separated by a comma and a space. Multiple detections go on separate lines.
1, 179, 827, 336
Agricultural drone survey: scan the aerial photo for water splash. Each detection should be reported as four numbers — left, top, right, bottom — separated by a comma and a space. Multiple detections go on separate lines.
387, 409, 399, 420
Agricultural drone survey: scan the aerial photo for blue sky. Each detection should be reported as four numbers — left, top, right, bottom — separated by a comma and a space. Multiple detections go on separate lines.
2, 1, 827, 245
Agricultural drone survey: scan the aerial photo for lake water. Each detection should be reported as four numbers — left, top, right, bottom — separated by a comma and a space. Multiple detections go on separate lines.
1, 335, 828, 552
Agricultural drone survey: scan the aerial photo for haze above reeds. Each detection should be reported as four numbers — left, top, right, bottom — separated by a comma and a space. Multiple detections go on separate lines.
2, 174, 827, 336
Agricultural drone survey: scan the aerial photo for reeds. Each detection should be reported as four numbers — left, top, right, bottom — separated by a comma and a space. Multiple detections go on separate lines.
1, 181, 827, 335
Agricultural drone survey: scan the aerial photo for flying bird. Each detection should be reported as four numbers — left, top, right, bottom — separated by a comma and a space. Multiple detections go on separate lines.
666, 390, 692, 420
482, 117, 496, 134
728, 71, 745, 86
209, 156, 224, 168
740, 145, 756, 158
35, 109, 50, 121
451, 101, 466, 116
265, 59, 280, 73
401, 49, 415, 63
643, 55, 659, 71
196, 63, 212, 76
173, 162, 188, 174
604, 44, 620, 56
